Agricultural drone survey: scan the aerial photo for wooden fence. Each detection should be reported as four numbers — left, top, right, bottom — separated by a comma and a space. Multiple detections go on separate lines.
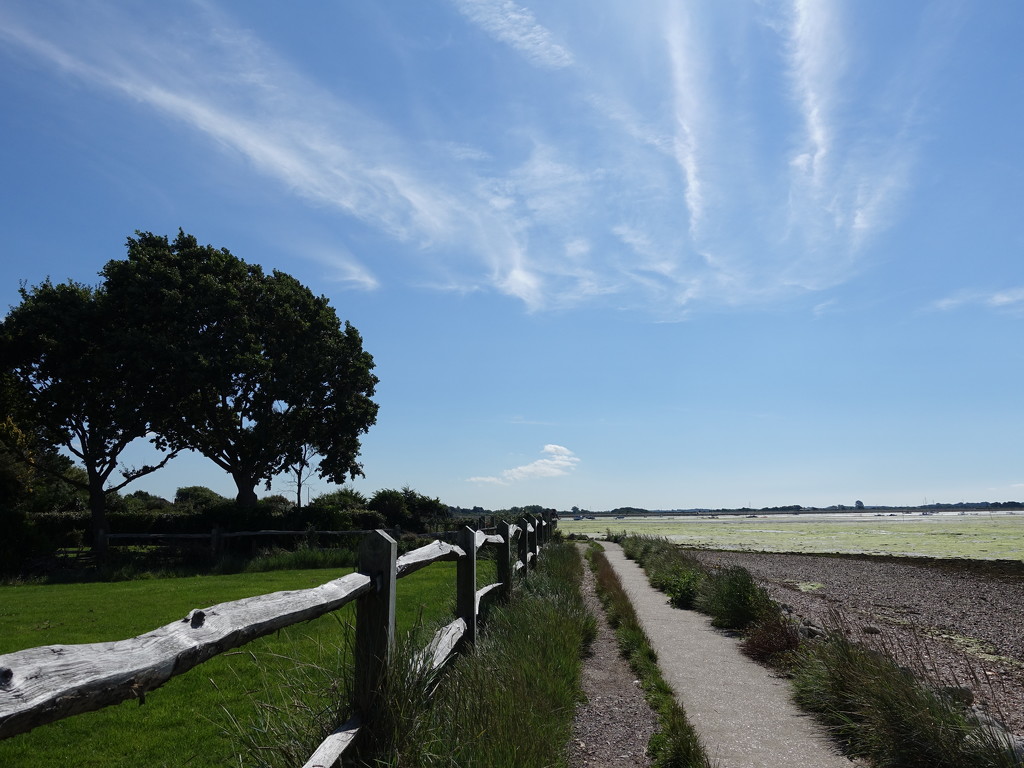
0, 513, 556, 767
100, 527, 393, 559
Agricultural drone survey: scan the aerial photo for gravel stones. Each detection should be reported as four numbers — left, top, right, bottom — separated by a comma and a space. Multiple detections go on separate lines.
569, 552, 657, 768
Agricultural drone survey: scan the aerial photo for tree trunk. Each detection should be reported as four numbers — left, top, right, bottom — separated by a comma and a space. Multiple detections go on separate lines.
232, 473, 259, 510
87, 472, 108, 560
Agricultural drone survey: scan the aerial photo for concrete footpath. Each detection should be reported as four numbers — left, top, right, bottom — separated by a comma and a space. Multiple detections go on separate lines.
601, 543, 854, 768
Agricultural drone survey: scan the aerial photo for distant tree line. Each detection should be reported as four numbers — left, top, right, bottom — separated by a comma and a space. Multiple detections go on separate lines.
1, 231, 378, 559
0, 469, 453, 574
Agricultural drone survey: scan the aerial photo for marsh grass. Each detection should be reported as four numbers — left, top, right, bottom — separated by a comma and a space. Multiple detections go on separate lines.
620, 534, 776, 631
619, 534, 707, 611
382, 541, 596, 768
792, 621, 1022, 768
588, 543, 713, 768
739, 611, 801, 667
694, 566, 775, 631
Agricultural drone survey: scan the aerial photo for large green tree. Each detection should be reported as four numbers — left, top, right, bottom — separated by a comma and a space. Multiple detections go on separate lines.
0, 281, 174, 552
103, 231, 379, 509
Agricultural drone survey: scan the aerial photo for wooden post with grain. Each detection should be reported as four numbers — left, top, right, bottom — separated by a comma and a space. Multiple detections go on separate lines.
456, 526, 477, 646
517, 517, 531, 573
355, 529, 397, 717
496, 520, 512, 600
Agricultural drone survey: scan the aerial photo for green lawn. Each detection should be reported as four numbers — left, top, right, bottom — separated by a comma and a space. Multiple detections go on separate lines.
0, 562, 483, 767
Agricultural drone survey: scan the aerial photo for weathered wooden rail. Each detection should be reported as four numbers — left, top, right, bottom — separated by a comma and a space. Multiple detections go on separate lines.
0, 513, 555, 767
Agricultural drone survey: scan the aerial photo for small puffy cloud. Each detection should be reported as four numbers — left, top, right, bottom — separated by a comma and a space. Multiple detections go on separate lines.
467, 444, 580, 485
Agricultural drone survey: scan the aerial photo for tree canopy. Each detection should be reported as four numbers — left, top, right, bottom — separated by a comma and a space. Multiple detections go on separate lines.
0, 279, 174, 550
101, 231, 379, 508
2, 229, 379, 558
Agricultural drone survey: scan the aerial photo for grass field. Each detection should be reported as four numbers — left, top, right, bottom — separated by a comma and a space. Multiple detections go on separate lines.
560, 512, 1024, 560
0, 561, 488, 767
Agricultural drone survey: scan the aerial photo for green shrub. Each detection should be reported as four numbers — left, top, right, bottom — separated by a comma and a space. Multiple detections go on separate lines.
619, 535, 709, 610
695, 566, 774, 631
741, 613, 801, 667
660, 568, 704, 609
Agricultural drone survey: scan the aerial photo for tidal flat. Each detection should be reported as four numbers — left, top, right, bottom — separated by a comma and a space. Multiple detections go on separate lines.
559, 512, 1024, 560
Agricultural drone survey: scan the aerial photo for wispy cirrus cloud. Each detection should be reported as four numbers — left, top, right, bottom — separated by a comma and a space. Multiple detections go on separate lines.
0, 6, 458, 243
664, 3, 707, 238
0, 2, 536, 296
304, 247, 380, 291
449, 0, 573, 69
467, 444, 580, 485
0, 1, 956, 317
786, 0, 842, 186
930, 287, 1024, 313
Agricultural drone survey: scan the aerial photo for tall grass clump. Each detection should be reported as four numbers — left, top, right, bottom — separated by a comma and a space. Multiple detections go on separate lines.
588, 543, 713, 768
619, 534, 774, 631
385, 541, 594, 768
227, 619, 358, 767
620, 535, 707, 610
694, 566, 774, 631
792, 629, 1023, 768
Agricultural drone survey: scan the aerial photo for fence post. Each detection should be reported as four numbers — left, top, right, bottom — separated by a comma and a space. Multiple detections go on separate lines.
94, 527, 108, 559
355, 529, 397, 717
528, 514, 539, 569
497, 520, 512, 601
456, 526, 477, 645
517, 517, 530, 574
210, 526, 223, 560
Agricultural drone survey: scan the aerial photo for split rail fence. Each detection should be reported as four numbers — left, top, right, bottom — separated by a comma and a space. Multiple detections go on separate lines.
0, 513, 556, 767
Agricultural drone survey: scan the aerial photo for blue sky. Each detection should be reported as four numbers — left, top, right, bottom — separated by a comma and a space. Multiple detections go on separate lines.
1, 1, 1022, 510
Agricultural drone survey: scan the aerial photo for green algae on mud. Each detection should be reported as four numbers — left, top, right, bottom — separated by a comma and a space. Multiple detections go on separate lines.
560, 514, 1024, 560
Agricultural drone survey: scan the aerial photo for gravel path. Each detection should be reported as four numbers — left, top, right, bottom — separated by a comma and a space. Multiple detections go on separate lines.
688, 550, 1024, 738
569, 548, 656, 768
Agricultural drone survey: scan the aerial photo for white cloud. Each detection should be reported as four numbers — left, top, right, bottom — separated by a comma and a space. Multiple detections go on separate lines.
930, 287, 1024, 313
307, 249, 379, 291
785, 0, 843, 187
664, 4, 706, 237
0, 8, 462, 247
467, 444, 580, 485
0, 2, 953, 317
450, 0, 573, 69
813, 299, 838, 317
989, 288, 1024, 308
